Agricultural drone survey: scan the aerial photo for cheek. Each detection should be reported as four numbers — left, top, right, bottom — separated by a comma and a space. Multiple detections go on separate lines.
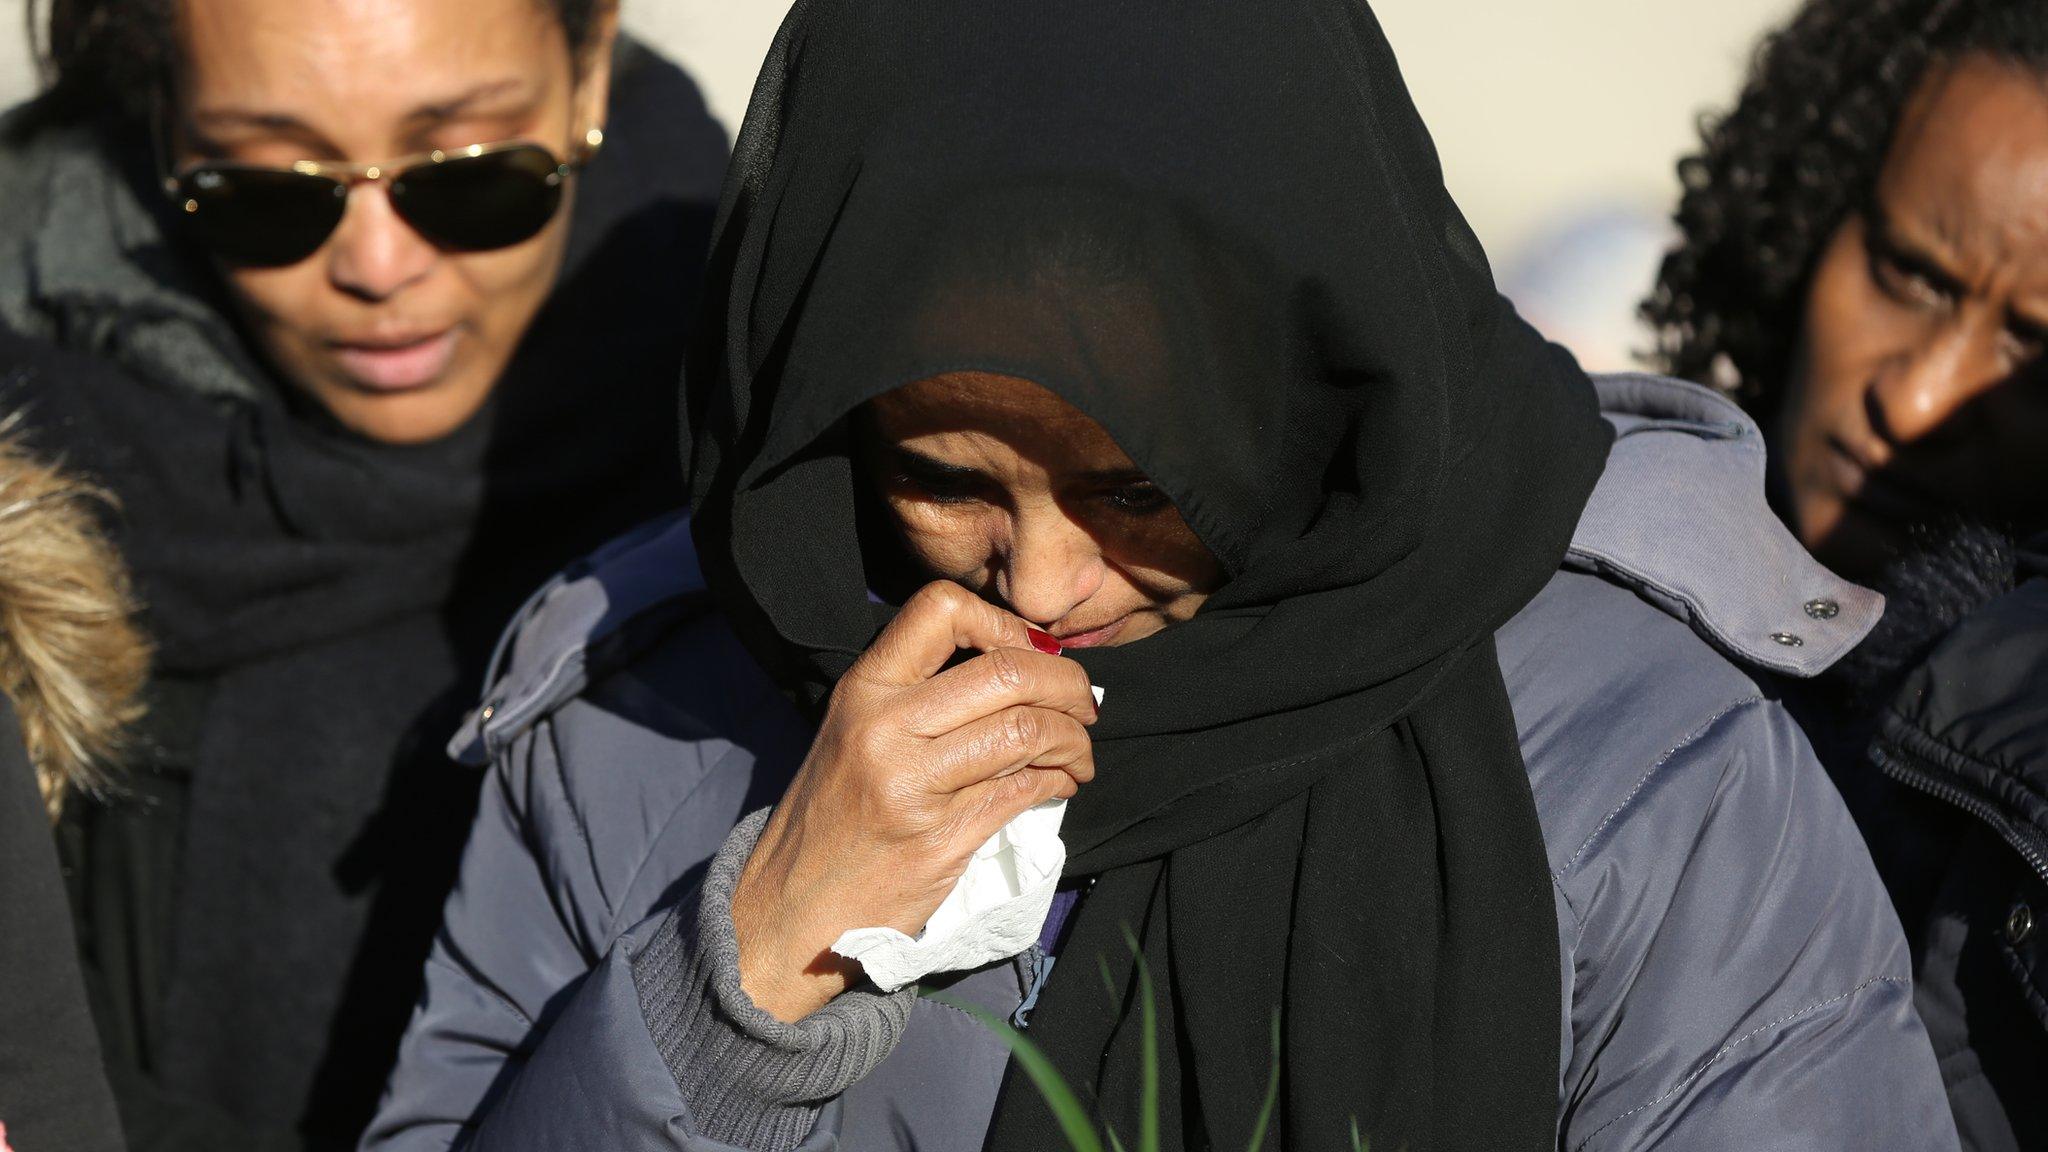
219, 263, 329, 345
1091, 513, 1226, 598
1793, 241, 1879, 415
887, 501, 1001, 584
436, 223, 574, 395
444, 218, 571, 335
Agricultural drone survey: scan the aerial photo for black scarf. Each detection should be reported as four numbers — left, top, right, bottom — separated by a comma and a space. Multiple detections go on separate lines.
685, 1, 1611, 1148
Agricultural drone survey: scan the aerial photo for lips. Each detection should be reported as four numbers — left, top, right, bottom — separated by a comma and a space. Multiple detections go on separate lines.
1051, 616, 1127, 649
328, 328, 459, 393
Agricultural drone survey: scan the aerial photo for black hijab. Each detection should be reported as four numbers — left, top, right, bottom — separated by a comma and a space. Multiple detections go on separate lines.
687, 1, 1612, 1148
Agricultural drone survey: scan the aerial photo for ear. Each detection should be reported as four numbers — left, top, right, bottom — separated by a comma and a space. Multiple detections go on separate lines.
571, 2, 623, 147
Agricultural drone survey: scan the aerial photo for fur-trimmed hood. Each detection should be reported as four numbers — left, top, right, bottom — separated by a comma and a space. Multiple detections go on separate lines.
0, 424, 148, 817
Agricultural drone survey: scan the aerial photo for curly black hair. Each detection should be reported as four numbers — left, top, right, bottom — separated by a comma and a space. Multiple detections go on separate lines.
1643, 0, 2048, 408
20, 0, 612, 130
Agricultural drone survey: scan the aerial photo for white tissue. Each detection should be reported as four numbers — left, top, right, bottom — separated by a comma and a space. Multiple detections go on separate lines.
830, 684, 1103, 992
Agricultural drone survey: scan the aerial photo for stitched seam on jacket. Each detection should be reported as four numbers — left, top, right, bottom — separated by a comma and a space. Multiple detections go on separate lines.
473, 512, 704, 759
478, 574, 564, 713
535, 717, 611, 926
422, 953, 532, 1028
1569, 974, 1910, 1152
603, 742, 747, 942
1569, 544, 1821, 675
916, 994, 991, 1025
485, 594, 709, 759
1554, 696, 1763, 878
485, 610, 587, 756
1598, 372, 1761, 454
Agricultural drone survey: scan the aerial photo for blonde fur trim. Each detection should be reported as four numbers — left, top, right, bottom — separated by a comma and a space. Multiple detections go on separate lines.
0, 421, 149, 820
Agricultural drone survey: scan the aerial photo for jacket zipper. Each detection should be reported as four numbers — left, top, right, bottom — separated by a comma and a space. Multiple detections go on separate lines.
1873, 742, 2048, 888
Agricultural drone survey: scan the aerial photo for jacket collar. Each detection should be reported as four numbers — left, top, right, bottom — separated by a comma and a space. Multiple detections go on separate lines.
1571, 373, 1882, 678
448, 512, 707, 765
0, 120, 263, 400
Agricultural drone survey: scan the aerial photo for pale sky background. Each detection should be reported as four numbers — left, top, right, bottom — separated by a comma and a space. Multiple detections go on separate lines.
0, 0, 1801, 367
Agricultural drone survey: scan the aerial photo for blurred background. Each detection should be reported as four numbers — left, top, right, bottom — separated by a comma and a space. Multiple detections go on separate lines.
0, 0, 1798, 370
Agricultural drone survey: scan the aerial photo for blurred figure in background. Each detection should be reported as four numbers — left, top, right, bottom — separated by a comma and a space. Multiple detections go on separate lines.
1497, 204, 1670, 372
0, 431, 146, 1152
1647, 3, 2048, 1147
0, 0, 726, 1145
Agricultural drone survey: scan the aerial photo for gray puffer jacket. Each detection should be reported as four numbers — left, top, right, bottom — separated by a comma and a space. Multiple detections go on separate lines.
362, 375, 1957, 1151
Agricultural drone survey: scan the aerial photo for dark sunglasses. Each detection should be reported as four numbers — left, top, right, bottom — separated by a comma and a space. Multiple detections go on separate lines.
161, 132, 602, 268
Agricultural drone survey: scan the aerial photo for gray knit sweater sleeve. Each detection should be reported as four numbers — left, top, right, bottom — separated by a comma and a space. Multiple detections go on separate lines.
631, 808, 916, 1150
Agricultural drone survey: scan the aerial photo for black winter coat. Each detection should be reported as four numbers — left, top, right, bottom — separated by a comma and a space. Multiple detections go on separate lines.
1863, 576, 2048, 1152
0, 696, 124, 1152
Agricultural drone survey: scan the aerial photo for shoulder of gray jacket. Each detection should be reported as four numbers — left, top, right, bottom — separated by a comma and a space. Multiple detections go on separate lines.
1491, 379, 1953, 1152
1574, 372, 1879, 679
447, 510, 713, 766
1503, 372, 1883, 882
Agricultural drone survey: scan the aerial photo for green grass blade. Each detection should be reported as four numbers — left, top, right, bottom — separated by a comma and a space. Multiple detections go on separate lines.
1122, 929, 1161, 1152
946, 927, 1316, 1152
929, 993, 1105, 1152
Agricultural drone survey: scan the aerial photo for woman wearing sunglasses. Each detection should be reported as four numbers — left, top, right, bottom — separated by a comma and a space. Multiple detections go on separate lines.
366, 0, 1957, 1149
0, 0, 724, 1147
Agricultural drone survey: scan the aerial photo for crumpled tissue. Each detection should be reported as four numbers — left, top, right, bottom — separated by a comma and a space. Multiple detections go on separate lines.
831, 684, 1103, 992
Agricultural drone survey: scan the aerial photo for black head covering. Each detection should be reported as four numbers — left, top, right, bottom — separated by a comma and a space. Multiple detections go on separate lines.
687, 1, 1612, 1147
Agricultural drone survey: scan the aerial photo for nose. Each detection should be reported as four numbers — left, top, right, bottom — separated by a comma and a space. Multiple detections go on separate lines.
997, 504, 1107, 628
325, 183, 437, 302
1866, 318, 2002, 450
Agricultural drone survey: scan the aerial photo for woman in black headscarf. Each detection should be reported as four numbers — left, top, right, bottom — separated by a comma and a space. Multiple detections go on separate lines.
366, 0, 1956, 1148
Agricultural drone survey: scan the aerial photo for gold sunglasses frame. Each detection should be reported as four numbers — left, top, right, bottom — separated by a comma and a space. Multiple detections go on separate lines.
160, 127, 607, 212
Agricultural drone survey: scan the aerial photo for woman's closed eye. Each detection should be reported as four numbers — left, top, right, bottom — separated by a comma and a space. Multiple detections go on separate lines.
1099, 480, 1172, 515
890, 454, 993, 504
889, 465, 1170, 517
1866, 225, 1960, 314
883, 448, 1174, 528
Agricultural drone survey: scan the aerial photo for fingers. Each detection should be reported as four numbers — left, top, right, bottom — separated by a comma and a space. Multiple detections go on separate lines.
950, 763, 1081, 849
924, 704, 1096, 793
849, 582, 1037, 690
899, 645, 1098, 735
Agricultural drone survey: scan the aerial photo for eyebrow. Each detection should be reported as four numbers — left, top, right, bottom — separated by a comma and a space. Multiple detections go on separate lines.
889, 444, 1153, 486
188, 78, 536, 137
402, 78, 536, 124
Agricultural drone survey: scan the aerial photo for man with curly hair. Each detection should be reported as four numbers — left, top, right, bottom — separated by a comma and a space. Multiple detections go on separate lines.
1648, 3, 2048, 1148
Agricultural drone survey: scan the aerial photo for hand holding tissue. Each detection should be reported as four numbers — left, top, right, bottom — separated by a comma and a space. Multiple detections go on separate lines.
831, 683, 1103, 991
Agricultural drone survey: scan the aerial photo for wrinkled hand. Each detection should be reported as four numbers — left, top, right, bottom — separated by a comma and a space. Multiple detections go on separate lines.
730, 581, 1098, 1022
